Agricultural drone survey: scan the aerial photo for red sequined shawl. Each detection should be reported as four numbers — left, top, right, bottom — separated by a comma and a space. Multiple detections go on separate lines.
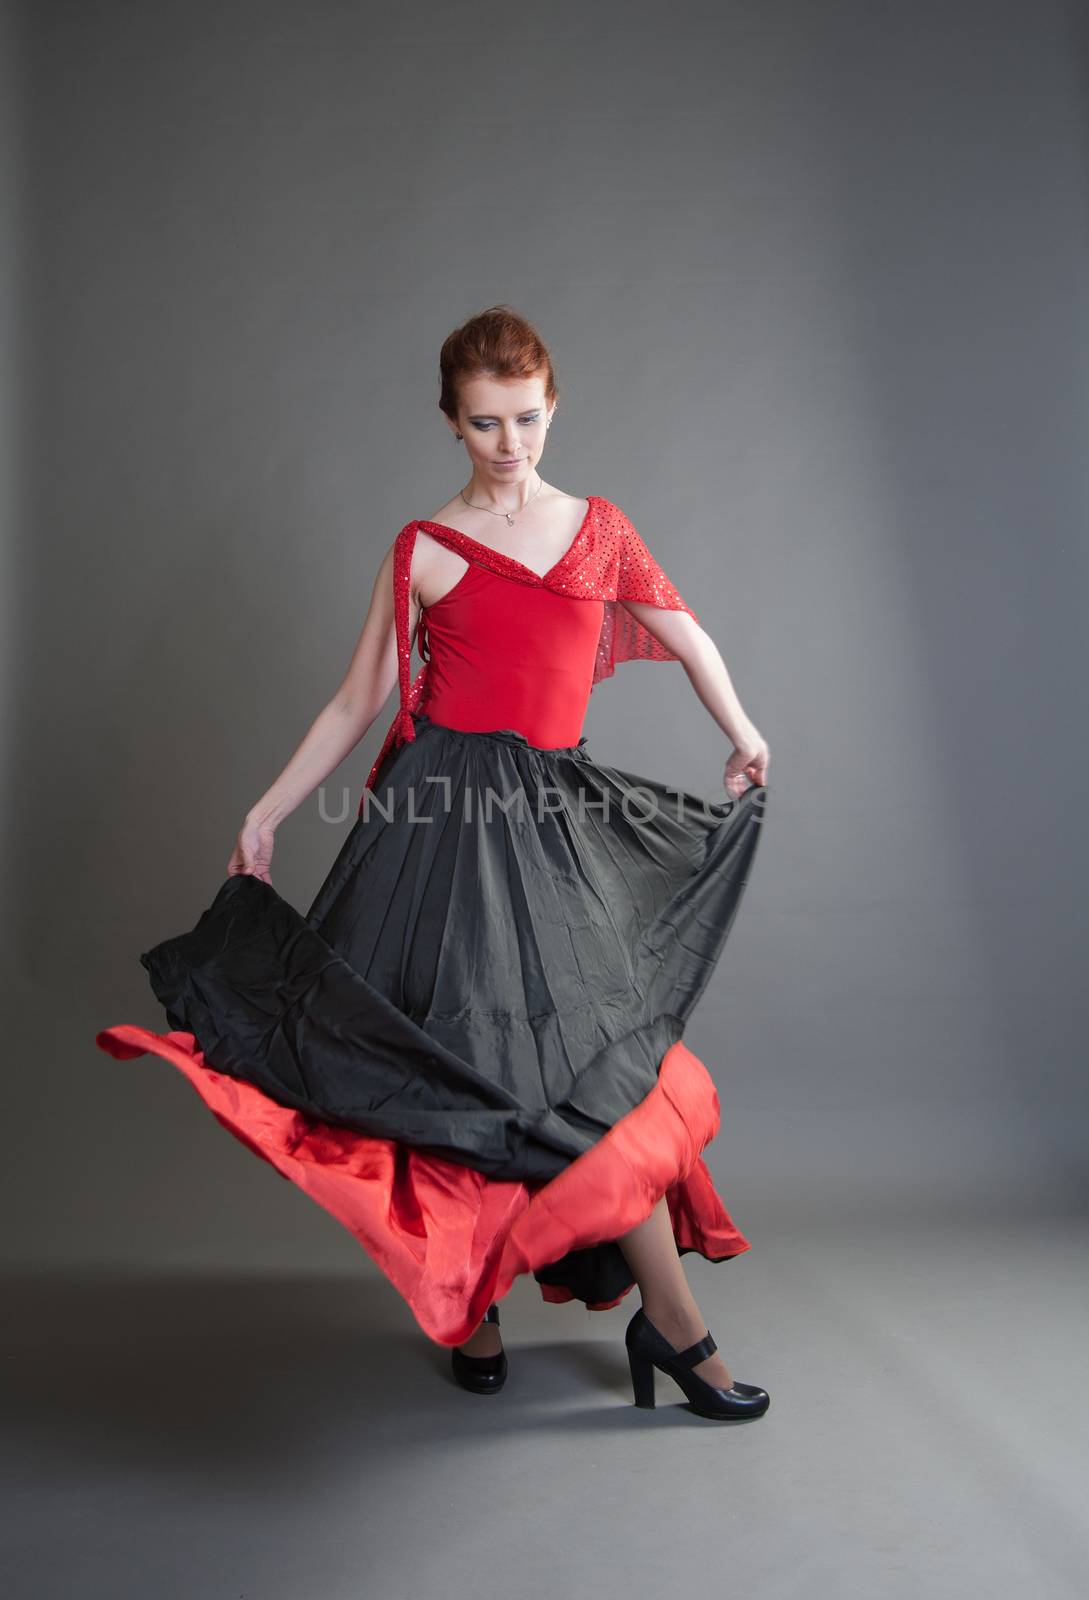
362, 494, 699, 802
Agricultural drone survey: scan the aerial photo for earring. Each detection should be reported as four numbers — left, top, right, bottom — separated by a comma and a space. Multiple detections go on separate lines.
455, 431, 463, 441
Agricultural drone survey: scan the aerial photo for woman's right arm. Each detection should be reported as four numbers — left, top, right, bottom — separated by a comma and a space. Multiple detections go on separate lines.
227, 539, 415, 878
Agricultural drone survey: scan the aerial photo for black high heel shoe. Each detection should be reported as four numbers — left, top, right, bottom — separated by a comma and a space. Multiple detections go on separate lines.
625, 1306, 770, 1420
451, 1302, 507, 1394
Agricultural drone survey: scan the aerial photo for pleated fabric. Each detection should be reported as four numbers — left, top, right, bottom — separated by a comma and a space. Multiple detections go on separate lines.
96, 712, 768, 1345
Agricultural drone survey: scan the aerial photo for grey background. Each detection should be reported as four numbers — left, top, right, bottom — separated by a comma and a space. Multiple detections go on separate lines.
8, 0, 1086, 1263
4, 3, 1081, 1600
2, 3, 1088, 1595
7, 0, 1089, 1229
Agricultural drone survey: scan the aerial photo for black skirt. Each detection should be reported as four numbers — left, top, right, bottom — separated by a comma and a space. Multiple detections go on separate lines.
101, 711, 768, 1341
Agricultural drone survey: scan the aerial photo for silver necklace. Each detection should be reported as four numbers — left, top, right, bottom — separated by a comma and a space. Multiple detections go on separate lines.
459, 474, 546, 527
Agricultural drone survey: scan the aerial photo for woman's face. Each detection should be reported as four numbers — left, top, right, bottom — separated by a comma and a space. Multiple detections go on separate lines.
448, 373, 554, 487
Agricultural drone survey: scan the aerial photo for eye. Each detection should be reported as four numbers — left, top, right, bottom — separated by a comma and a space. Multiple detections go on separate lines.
470, 415, 541, 431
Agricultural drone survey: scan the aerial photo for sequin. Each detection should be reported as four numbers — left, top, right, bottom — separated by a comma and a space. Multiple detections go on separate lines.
362, 496, 701, 804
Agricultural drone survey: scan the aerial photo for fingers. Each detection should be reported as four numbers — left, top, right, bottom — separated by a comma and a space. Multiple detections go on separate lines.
723, 762, 768, 796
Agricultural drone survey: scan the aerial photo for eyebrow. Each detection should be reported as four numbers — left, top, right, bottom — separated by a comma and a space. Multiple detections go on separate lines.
466, 408, 541, 420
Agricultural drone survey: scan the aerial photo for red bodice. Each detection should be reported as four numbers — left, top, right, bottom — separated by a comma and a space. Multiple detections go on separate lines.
419, 561, 604, 747
362, 495, 701, 805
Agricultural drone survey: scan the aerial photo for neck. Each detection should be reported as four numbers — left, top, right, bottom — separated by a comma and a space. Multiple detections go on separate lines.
463, 470, 545, 515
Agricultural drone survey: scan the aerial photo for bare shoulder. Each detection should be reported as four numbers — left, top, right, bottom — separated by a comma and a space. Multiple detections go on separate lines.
546, 486, 592, 520
423, 495, 468, 529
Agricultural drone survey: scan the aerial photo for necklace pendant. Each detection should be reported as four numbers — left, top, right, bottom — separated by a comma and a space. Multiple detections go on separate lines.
505, 513, 514, 525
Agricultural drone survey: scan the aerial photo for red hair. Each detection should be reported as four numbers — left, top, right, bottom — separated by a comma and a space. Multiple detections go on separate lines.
439, 304, 558, 421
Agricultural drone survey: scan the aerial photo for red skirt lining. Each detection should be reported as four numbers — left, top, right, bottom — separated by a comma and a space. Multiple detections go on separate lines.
94, 1027, 751, 1346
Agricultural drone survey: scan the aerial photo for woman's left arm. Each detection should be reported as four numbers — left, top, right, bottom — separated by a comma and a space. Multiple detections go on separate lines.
621, 602, 770, 793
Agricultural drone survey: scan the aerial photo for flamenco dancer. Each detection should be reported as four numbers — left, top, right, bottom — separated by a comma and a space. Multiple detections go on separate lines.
97, 305, 773, 1422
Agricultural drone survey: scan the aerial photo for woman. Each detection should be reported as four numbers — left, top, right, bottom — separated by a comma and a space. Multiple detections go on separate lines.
97, 305, 773, 1422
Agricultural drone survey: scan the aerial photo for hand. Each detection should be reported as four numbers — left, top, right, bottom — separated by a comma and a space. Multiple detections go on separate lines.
227, 815, 276, 883
723, 727, 769, 798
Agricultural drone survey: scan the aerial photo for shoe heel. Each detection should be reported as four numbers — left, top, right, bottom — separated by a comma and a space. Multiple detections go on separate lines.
627, 1345, 657, 1408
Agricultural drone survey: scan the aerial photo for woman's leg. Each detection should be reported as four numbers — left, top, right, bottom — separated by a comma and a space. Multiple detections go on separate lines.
456, 1316, 502, 1357
617, 1197, 734, 1388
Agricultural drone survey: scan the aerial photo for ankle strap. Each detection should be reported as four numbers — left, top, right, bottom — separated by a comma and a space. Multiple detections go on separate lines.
674, 1330, 716, 1369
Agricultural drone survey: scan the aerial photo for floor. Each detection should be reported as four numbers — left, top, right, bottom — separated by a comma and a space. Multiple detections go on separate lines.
4, 1210, 1087, 1600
